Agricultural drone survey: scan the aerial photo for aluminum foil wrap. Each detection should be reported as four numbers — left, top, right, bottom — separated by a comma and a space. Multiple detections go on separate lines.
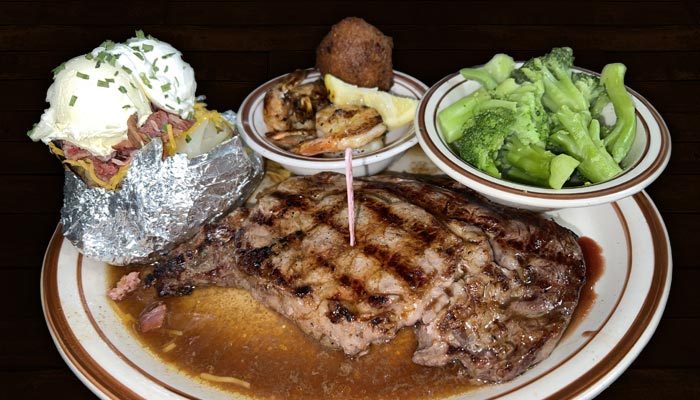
60, 111, 264, 266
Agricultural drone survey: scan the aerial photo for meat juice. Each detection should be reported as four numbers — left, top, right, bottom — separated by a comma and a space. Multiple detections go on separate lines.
107, 267, 478, 400
565, 236, 605, 337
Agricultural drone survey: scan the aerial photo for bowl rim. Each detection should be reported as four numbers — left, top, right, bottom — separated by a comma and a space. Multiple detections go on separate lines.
237, 68, 428, 169
415, 67, 672, 207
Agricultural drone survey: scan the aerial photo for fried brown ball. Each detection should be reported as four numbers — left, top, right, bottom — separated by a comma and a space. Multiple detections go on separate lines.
316, 17, 394, 91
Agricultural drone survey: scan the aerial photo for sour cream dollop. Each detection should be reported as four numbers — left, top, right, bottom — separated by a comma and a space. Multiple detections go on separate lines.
29, 55, 152, 157
91, 33, 197, 119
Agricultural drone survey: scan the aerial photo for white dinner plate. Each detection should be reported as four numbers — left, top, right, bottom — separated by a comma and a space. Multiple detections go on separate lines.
41, 146, 671, 399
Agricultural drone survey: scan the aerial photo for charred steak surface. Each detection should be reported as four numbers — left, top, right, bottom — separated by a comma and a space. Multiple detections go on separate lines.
150, 172, 585, 382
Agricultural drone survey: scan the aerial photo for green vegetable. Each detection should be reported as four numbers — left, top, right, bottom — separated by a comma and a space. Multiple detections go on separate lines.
441, 47, 636, 188
600, 63, 637, 163
459, 53, 516, 90
498, 136, 580, 189
549, 106, 622, 183
437, 88, 490, 143
512, 47, 588, 113
451, 107, 514, 177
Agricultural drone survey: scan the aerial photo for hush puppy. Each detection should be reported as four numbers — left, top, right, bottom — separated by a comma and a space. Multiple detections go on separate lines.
316, 17, 394, 91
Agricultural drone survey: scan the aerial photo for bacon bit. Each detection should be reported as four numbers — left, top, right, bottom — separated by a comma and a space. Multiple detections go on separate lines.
138, 301, 167, 333
107, 271, 141, 301
199, 373, 251, 389
345, 147, 355, 246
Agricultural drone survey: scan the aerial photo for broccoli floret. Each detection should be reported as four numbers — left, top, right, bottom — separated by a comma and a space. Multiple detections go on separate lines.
508, 91, 550, 145
498, 136, 580, 189
549, 106, 622, 183
512, 47, 588, 113
572, 72, 605, 105
572, 71, 612, 122
438, 88, 491, 143
460, 53, 516, 90
600, 63, 637, 163
451, 107, 515, 177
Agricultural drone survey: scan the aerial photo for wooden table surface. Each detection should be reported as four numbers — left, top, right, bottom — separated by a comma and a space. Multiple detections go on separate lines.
1, 0, 698, 398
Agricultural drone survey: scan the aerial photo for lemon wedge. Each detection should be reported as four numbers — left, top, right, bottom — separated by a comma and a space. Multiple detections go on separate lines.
324, 74, 418, 130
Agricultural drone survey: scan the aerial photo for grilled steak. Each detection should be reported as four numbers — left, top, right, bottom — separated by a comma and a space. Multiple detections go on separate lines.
149, 172, 585, 382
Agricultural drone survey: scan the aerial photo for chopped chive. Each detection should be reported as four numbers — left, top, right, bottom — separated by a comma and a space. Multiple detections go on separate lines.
118, 86, 127, 93
114, 70, 119, 76
97, 80, 109, 88
95, 61, 101, 68
175, 77, 180, 86
176, 96, 181, 104
160, 82, 171, 92
142, 44, 154, 52
69, 95, 77, 106
185, 135, 192, 143
130, 82, 137, 89
76, 72, 89, 79
133, 52, 144, 61
121, 65, 132, 74
26, 123, 38, 137
105, 78, 115, 83
162, 52, 176, 59
122, 105, 131, 109
135, 30, 145, 38
52, 62, 66, 76
85, 53, 94, 60
100, 40, 116, 50
139, 73, 152, 88
164, 65, 169, 73
186, 111, 194, 120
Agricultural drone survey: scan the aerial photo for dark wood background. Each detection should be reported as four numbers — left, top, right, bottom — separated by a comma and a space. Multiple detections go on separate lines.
1, 0, 698, 398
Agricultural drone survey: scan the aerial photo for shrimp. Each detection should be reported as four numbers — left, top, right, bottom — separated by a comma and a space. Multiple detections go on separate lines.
293, 105, 387, 156
265, 129, 317, 150
262, 69, 329, 132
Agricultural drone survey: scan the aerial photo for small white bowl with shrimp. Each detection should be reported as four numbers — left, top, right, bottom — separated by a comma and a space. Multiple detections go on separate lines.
237, 68, 428, 176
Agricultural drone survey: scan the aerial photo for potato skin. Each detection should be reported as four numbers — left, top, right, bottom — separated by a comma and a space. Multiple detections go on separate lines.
316, 17, 394, 91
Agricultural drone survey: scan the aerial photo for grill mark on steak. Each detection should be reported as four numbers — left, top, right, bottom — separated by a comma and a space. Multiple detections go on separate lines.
149, 172, 585, 382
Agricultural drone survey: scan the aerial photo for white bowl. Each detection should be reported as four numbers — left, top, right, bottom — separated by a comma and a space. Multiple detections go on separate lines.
237, 69, 428, 177
415, 68, 672, 211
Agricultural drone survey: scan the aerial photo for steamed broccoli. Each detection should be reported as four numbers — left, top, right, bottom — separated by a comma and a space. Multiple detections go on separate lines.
498, 136, 580, 189
600, 63, 637, 163
549, 105, 622, 183
437, 89, 518, 143
451, 103, 578, 188
459, 53, 516, 90
451, 107, 514, 177
571, 72, 605, 105
512, 47, 589, 113
509, 90, 550, 145
572, 71, 612, 121
440, 47, 636, 189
